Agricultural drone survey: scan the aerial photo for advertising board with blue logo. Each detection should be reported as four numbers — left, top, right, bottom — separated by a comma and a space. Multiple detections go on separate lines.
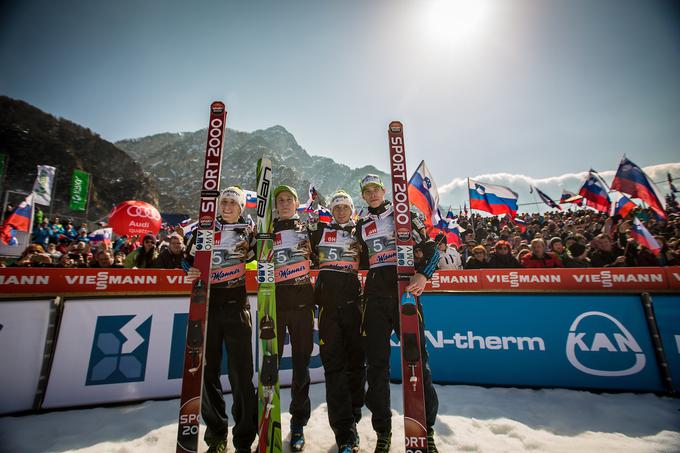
390, 293, 664, 392
650, 294, 680, 393
43, 296, 323, 409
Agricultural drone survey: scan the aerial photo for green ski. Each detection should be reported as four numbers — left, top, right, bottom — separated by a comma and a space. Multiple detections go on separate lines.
256, 157, 282, 453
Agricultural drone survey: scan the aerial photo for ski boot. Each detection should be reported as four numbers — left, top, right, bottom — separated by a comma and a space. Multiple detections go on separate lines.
290, 423, 305, 451
427, 427, 439, 453
338, 434, 360, 453
373, 431, 391, 453
206, 439, 227, 453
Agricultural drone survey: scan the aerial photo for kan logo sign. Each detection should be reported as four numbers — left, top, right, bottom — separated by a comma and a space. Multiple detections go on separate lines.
86, 315, 152, 385
566, 311, 645, 377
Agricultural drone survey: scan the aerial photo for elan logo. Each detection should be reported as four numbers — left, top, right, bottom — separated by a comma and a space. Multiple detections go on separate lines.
566, 311, 645, 377
86, 315, 152, 385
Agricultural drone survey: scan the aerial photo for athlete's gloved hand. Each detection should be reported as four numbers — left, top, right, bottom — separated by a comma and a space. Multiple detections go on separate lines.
297, 239, 312, 259
406, 273, 427, 296
234, 240, 249, 261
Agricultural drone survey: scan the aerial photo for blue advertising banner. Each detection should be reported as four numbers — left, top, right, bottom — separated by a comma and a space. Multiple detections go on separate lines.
390, 294, 664, 392
650, 294, 680, 393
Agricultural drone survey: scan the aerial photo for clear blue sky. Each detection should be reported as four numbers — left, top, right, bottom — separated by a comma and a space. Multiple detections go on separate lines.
1, 0, 678, 188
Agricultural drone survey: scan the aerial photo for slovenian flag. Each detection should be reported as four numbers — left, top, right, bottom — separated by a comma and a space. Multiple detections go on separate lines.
434, 213, 463, 247
0, 194, 33, 245
511, 216, 527, 233
408, 160, 442, 229
613, 194, 637, 218
446, 208, 456, 220
631, 217, 661, 256
611, 157, 667, 219
317, 205, 332, 223
468, 179, 519, 217
560, 190, 583, 205
579, 170, 610, 213
534, 187, 562, 211
244, 189, 258, 209
87, 227, 113, 246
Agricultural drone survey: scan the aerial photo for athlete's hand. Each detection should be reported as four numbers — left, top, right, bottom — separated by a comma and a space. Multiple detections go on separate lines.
298, 239, 312, 259
187, 267, 201, 282
406, 273, 427, 296
234, 240, 249, 260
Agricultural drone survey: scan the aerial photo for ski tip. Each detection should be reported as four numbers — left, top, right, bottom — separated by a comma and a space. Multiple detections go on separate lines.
389, 121, 403, 133
210, 101, 226, 114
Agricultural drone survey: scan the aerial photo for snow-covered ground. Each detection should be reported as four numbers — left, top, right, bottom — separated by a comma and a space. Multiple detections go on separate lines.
1, 383, 679, 453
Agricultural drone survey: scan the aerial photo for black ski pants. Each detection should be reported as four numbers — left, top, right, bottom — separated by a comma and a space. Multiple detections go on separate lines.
315, 283, 366, 446
362, 294, 438, 434
276, 283, 315, 428
201, 293, 257, 450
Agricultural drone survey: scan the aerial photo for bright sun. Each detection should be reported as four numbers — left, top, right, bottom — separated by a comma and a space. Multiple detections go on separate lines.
424, 0, 493, 48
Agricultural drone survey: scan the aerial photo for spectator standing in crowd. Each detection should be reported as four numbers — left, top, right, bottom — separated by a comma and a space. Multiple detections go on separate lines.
46, 243, 62, 262
32, 220, 52, 249
51, 217, 64, 236
549, 237, 568, 262
113, 251, 126, 267
13, 244, 52, 267
465, 245, 488, 269
124, 233, 158, 269
487, 240, 520, 268
436, 234, 463, 270
154, 233, 185, 269
521, 238, 563, 268
588, 234, 625, 267
563, 243, 590, 268
90, 249, 115, 268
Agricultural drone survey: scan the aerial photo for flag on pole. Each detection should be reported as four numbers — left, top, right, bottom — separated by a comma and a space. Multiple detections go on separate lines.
611, 157, 667, 219
317, 205, 332, 223
613, 195, 637, 218
87, 227, 113, 247
31, 165, 56, 206
534, 187, 562, 211
69, 169, 90, 211
631, 218, 661, 256
408, 160, 442, 229
434, 213, 463, 247
0, 194, 34, 245
244, 189, 258, 209
578, 170, 611, 213
560, 190, 583, 205
468, 179, 519, 217
445, 207, 456, 220
511, 216, 527, 233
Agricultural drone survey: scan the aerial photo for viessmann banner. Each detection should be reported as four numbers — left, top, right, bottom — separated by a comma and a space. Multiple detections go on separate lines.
390, 293, 665, 392
1, 267, 678, 296
42, 296, 323, 409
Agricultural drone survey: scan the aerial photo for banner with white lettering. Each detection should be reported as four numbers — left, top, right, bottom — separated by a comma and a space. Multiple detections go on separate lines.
31, 165, 56, 206
69, 170, 90, 211
43, 296, 323, 409
0, 299, 53, 415
390, 293, 664, 392
649, 294, 680, 393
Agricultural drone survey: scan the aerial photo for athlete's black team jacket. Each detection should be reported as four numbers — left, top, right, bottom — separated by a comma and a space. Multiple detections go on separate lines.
185, 216, 255, 300
355, 201, 439, 295
309, 220, 362, 306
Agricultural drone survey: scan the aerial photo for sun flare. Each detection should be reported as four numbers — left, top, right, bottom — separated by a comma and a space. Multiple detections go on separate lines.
424, 0, 493, 48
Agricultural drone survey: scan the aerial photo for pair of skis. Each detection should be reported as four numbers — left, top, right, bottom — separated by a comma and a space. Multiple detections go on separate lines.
175, 102, 282, 453
176, 102, 427, 453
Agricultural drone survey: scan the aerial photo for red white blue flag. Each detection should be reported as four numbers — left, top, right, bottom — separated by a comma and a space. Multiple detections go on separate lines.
468, 179, 519, 217
613, 194, 637, 218
317, 205, 332, 223
579, 170, 610, 213
560, 190, 583, 205
244, 189, 258, 209
408, 160, 441, 229
534, 187, 562, 211
611, 157, 666, 219
0, 194, 33, 245
631, 217, 661, 256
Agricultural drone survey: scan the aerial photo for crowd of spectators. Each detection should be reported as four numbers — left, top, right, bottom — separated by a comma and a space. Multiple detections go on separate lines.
4, 206, 680, 271
435, 208, 680, 270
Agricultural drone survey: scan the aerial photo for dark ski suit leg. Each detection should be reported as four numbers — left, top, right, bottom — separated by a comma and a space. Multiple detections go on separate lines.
276, 284, 315, 428
318, 296, 366, 445
201, 294, 258, 449
362, 295, 438, 434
